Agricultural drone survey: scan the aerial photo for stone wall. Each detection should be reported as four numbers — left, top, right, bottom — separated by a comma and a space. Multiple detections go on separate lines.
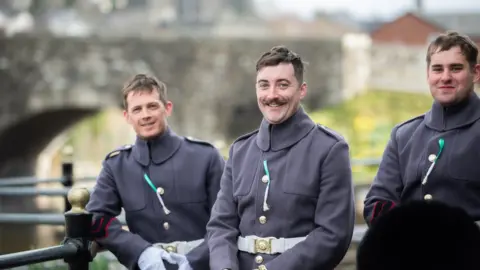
0, 35, 345, 145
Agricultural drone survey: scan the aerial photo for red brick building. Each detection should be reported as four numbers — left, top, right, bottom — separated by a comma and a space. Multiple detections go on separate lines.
370, 12, 480, 46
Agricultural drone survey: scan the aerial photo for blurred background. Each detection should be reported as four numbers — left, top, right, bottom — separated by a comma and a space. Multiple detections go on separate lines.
0, 0, 479, 268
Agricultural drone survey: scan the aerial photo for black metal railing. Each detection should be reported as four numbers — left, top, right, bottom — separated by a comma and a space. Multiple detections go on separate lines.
0, 187, 93, 269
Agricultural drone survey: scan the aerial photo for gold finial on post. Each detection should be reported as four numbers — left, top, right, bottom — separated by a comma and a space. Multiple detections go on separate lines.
66, 187, 90, 214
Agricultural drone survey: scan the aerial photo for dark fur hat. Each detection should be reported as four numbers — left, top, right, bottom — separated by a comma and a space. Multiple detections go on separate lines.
357, 200, 480, 270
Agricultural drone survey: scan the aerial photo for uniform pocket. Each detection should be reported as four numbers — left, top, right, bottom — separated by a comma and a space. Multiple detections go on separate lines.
116, 170, 148, 212
281, 153, 320, 198
446, 131, 480, 182
121, 185, 147, 212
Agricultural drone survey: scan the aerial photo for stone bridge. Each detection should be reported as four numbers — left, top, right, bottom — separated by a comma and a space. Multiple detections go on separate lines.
0, 34, 370, 252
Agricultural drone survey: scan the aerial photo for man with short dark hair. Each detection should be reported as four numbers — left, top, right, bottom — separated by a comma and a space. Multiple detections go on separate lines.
207, 46, 355, 270
87, 74, 225, 270
364, 31, 480, 225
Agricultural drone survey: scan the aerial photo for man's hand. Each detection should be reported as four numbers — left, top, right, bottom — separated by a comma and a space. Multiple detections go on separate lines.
138, 247, 168, 270
169, 253, 193, 270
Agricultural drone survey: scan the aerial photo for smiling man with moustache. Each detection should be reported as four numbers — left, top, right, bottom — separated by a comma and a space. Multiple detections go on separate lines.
363, 31, 480, 226
86, 74, 225, 270
206, 46, 355, 270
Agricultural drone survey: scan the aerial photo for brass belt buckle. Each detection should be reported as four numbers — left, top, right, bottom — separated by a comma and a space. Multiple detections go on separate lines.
254, 238, 272, 254
164, 245, 177, 253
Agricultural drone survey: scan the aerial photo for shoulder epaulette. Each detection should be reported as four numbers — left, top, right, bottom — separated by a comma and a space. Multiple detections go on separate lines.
104, 144, 132, 160
395, 114, 425, 129
316, 124, 344, 142
185, 136, 215, 147
233, 129, 259, 143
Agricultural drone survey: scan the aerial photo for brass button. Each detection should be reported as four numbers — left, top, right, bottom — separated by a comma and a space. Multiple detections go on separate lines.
424, 194, 433, 200
157, 187, 165, 195
258, 265, 267, 270
261, 175, 269, 183
259, 216, 267, 224
163, 222, 169, 230
428, 154, 436, 162
255, 255, 263, 264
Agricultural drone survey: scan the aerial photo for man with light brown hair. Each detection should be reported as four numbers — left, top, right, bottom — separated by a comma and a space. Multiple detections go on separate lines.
87, 74, 225, 270
364, 31, 480, 226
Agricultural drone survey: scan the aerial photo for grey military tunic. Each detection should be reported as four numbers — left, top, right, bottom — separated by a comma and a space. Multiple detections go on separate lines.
364, 92, 480, 225
86, 128, 225, 270
207, 107, 355, 270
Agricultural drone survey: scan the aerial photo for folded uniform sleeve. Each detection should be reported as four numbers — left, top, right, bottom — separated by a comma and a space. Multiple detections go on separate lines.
363, 126, 403, 226
86, 162, 151, 270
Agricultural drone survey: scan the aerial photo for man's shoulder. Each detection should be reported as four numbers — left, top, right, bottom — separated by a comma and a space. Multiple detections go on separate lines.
104, 144, 133, 161
184, 136, 216, 149
315, 123, 346, 143
232, 129, 259, 145
393, 114, 425, 137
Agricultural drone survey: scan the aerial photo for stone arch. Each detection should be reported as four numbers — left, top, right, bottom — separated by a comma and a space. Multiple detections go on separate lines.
0, 107, 99, 253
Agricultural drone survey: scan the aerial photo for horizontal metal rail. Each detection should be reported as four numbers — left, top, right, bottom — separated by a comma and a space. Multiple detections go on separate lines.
0, 187, 74, 196
0, 176, 64, 186
0, 242, 78, 269
0, 176, 96, 187
351, 158, 381, 166
0, 213, 126, 226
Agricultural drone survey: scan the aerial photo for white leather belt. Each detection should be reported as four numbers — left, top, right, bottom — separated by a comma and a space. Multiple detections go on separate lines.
237, 235, 306, 255
153, 239, 203, 254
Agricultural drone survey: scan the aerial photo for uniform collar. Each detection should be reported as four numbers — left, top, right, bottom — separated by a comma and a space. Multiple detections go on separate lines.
133, 127, 182, 166
425, 92, 480, 131
257, 106, 315, 151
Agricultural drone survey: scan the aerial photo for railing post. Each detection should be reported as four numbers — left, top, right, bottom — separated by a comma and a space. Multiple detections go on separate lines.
62, 145, 74, 212
63, 187, 93, 270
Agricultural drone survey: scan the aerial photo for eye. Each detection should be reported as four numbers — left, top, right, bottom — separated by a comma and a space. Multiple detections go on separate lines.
148, 103, 160, 109
279, 83, 289, 89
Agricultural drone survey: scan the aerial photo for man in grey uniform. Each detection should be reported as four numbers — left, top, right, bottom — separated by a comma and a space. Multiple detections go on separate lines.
363, 31, 480, 226
86, 74, 225, 270
206, 46, 355, 270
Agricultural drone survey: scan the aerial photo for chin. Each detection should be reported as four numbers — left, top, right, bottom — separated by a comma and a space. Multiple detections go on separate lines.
141, 130, 160, 139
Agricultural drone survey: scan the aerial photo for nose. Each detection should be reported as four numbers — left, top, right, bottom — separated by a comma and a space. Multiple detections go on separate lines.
440, 70, 452, 82
139, 108, 151, 119
265, 86, 280, 99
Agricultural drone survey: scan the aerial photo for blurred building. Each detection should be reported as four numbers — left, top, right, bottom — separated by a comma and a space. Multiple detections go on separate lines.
368, 0, 480, 46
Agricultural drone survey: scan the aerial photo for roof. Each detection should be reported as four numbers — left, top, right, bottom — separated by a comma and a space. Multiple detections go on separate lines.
418, 12, 480, 38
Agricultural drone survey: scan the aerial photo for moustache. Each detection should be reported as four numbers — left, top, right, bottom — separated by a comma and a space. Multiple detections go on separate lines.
262, 97, 287, 106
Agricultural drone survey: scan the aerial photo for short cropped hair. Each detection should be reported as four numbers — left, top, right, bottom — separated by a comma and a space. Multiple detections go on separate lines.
255, 45, 305, 83
357, 200, 480, 270
122, 74, 168, 109
426, 31, 478, 69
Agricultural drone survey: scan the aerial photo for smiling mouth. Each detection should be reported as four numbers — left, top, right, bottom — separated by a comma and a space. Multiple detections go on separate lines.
141, 122, 155, 127
265, 103, 285, 108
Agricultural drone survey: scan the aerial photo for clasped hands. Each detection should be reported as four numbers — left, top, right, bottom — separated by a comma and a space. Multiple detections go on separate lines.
138, 246, 193, 270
